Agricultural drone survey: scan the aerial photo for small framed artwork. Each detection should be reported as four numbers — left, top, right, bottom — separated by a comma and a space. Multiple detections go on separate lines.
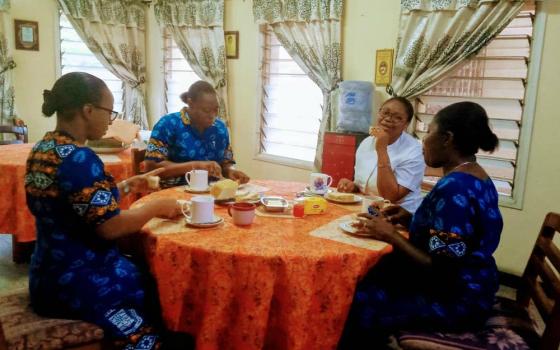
225, 31, 239, 59
14, 20, 39, 51
375, 49, 394, 86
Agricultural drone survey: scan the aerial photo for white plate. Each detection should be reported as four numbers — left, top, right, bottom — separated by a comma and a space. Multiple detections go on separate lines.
185, 215, 224, 228
184, 185, 210, 193
339, 221, 358, 234
338, 221, 372, 237
325, 192, 362, 204
90, 146, 126, 154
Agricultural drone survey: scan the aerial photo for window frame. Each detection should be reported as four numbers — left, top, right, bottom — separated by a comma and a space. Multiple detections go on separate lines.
56, 10, 124, 113
162, 28, 200, 116
253, 24, 319, 171
416, 6, 546, 210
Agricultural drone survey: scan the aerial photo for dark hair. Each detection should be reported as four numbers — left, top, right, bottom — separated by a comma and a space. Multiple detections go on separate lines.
42, 72, 108, 119
435, 101, 499, 156
180, 80, 216, 104
382, 96, 414, 122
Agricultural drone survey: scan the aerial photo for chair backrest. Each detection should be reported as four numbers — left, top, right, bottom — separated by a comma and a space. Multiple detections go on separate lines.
517, 212, 560, 350
0, 319, 7, 350
131, 148, 146, 175
0, 125, 28, 145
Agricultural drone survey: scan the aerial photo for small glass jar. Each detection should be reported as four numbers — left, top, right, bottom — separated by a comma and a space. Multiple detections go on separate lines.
293, 202, 305, 218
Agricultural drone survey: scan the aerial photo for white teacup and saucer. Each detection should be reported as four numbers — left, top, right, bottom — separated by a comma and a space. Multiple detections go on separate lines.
178, 196, 223, 228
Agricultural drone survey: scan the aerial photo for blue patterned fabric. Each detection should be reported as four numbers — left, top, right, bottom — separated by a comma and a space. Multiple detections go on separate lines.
341, 172, 503, 347
25, 131, 160, 349
145, 108, 234, 186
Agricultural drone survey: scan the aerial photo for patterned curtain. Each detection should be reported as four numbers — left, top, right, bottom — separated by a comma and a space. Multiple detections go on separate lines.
253, 0, 343, 170
154, 0, 229, 125
0, 0, 16, 126
390, 0, 524, 98
57, 0, 149, 129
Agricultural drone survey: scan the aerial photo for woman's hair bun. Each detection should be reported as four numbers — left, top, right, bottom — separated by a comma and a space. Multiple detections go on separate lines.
42, 89, 57, 117
479, 127, 499, 152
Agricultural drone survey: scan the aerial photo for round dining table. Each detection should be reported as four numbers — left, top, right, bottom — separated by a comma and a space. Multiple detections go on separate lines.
133, 180, 393, 350
0, 143, 135, 259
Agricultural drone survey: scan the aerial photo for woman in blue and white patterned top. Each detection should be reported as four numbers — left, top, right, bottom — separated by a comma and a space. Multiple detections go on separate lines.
339, 102, 503, 348
26, 72, 190, 350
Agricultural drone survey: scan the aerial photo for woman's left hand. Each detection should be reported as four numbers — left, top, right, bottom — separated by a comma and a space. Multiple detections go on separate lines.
125, 168, 165, 194
352, 213, 397, 243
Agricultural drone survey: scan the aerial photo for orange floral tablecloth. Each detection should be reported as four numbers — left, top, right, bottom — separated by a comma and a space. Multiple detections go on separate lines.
0, 143, 135, 243
133, 180, 393, 350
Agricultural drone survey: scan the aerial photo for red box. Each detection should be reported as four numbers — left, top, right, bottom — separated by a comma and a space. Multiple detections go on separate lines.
321, 132, 368, 186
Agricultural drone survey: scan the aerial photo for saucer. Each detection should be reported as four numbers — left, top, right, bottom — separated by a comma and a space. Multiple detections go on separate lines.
184, 185, 210, 193
185, 215, 224, 228
303, 186, 328, 196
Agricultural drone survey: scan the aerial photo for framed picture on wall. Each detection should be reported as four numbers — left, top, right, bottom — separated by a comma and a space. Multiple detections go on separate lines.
375, 49, 393, 86
225, 31, 239, 59
14, 20, 39, 51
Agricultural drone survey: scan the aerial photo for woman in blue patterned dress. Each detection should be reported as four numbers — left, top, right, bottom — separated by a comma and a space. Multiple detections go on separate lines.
145, 80, 249, 187
25, 72, 189, 349
339, 101, 503, 348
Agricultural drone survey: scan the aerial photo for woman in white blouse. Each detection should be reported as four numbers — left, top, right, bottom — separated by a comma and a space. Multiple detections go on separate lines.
337, 97, 425, 213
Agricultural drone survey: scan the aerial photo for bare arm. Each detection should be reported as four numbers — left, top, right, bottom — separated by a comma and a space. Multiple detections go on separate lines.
96, 199, 180, 240
376, 147, 411, 202
356, 213, 432, 267
144, 159, 222, 178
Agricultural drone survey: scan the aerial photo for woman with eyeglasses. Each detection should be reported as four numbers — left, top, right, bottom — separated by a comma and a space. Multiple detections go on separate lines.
25, 72, 191, 349
338, 102, 503, 348
337, 97, 425, 213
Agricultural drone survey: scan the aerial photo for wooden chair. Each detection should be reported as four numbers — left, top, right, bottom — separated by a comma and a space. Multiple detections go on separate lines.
0, 125, 28, 145
0, 288, 104, 350
398, 212, 560, 350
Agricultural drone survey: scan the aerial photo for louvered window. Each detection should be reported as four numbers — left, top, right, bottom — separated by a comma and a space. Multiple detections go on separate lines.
163, 29, 200, 114
59, 12, 124, 113
415, 2, 535, 198
257, 25, 323, 163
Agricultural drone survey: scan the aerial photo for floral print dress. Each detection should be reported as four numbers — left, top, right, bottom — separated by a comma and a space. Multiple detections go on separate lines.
25, 131, 161, 349
341, 172, 503, 347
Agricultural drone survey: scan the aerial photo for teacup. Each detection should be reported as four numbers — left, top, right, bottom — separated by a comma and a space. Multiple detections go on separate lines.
228, 202, 256, 226
309, 172, 333, 194
361, 195, 391, 216
178, 195, 215, 223
185, 169, 208, 190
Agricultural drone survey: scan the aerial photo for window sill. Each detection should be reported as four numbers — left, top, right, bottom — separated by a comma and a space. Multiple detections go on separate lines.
254, 153, 314, 171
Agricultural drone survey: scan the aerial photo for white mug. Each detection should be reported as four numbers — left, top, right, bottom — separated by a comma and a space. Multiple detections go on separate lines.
309, 172, 333, 194
179, 196, 215, 223
361, 195, 391, 215
185, 169, 209, 190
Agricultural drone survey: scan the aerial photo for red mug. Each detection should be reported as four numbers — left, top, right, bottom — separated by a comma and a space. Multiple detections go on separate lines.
228, 202, 256, 226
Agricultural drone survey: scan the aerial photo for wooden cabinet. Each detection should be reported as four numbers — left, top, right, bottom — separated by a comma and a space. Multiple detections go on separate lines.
321, 132, 368, 186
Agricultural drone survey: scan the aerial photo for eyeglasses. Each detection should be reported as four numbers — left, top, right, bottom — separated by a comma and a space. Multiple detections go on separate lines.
378, 108, 406, 124
93, 105, 120, 121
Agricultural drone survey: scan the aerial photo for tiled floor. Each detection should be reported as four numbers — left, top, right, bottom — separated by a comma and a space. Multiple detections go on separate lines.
0, 234, 29, 294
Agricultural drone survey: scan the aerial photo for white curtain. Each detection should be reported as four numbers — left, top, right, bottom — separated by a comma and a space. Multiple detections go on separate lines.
391, 0, 524, 98
154, 0, 229, 125
0, 0, 16, 126
253, 0, 343, 171
58, 0, 149, 128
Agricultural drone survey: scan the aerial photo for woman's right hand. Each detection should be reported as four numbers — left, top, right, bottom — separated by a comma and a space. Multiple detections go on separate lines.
193, 161, 222, 178
337, 178, 356, 193
146, 198, 182, 219
381, 205, 412, 227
